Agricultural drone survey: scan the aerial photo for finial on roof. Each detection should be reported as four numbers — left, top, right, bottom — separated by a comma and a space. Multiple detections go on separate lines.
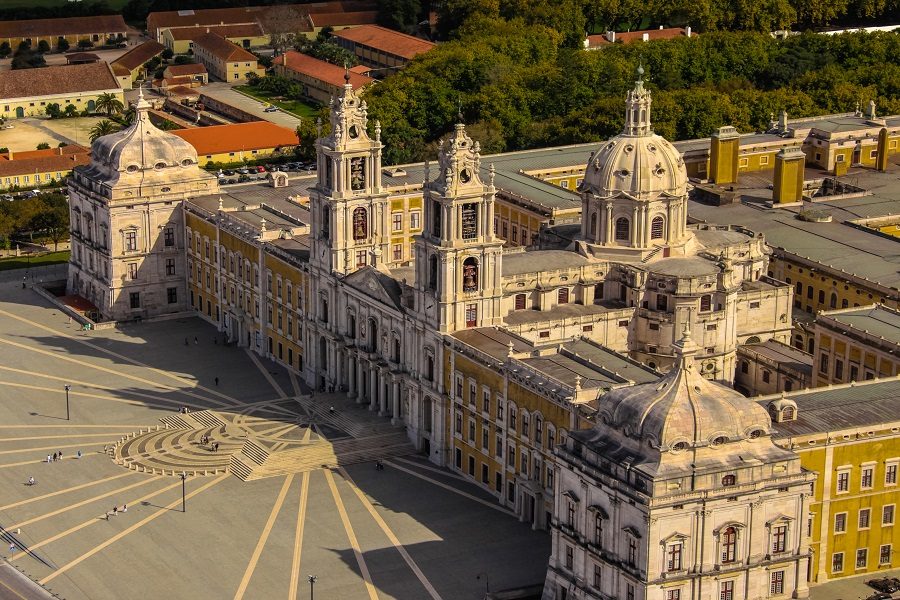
457, 99, 463, 124
217, 196, 223, 211
574, 375, 582, 392
507, 340, 515, 358
344, 62, 351, 84
489, 163, 495, 187
637, 62, 644, 79
260, 218, 267, 233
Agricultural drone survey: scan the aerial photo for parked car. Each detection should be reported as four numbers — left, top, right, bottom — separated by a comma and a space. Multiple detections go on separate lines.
263, 105, 278, 113
223, 169, 235, 176
226, 178, 237, 185
256, 165, 266, 173
238, 174, 251, 183
237, 168, 250, 175
868, 593, 892, 600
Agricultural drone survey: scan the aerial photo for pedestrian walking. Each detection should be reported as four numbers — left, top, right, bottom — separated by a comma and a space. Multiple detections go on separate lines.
77, 450, 82, 459
122, 504, 127, 513
214, 442, 219, 452
214, 376, 219, 386
27, 476, 35, 486
9, 543, 15, 555
105, 512, 109, 521
112, 506, 118, 516
58, 450, 63, 460
52, 452, 57, 462
46, 454, 51, 463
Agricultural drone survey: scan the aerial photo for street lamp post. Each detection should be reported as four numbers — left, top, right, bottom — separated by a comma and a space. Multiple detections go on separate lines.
64, 384, 71, 421
180, 472, 187, 512
307, 575, 317, 600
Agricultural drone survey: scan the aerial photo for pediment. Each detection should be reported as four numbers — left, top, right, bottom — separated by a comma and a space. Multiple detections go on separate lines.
342, 266, 402, 310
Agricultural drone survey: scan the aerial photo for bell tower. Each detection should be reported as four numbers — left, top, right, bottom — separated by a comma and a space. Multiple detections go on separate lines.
413, 119, 504, 332
310, 73, 390, 275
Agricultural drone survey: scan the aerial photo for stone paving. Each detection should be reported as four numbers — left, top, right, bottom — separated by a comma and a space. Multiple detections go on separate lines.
0, 272, 550, 599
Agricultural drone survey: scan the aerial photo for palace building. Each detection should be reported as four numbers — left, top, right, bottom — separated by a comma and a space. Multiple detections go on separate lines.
68, 67, 793, 515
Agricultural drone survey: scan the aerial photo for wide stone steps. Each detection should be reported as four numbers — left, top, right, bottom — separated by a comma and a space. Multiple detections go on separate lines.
191, 410, 228, 429
231, 431, 415, 481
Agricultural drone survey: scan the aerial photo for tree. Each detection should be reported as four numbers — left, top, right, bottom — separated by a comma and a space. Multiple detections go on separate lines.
122, 0, 152, 22
89, 120, 121, 142
376, 0, 423, 32
37, 40, 50, 53
261, 4, 304, 55
36, 143, 50, 150
29, 194, 69, 250
45, 103, 62, 119
95, 92, 124, 116
56, 37, 69, 52
11, 44, 46, 70
0, 41, 10, 58
161, 48, 174, 61
64, 104, 78, 117
77, 39, 93, 49
173, 55, 194, 65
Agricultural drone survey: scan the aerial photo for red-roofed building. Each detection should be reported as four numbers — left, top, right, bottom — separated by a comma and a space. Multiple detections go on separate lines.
172, 121, 299, 165
585, 27, 696, 49
332, 24, 434, 71
273, 51, 374, 104
0, 145, 90, 191
192, 33, 265, 83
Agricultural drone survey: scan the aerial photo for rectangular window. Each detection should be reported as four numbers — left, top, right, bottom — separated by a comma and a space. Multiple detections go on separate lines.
392, 212, 403, 231
720, 580, 734, 600
165, 258, 176, 276
129, 292, 140, 309
482, 389, 490, 413
857, 548, 868, 569
883, 504, 895, 525
593, 564, 601, 589
164, 227, 175, 247
454, 412, 461, 435
465, 303, 477, 327
836, 470, 850, 492
666, 591, 681, 600
880, 544, 892, 564
861, 467, 873, 489
834, 512, 847, 533
356, 250, 367, 267
886, 462, 898, 485
125, 230, 137, 251
468, 419, 475, 443
166, 287, 177, 304
820, 354, 829, 374
410, 210, 420, 229
772, 525, 787, 553
770, 571, 784, 595
832, 552, 844, 573
128, 262, 138, 279
627, 584, 634, 600
859, 508, 871, 529
834, 359, 844, 379
667, 542, 683, 571
392, 244, 402, 261
564, 545, 573, 570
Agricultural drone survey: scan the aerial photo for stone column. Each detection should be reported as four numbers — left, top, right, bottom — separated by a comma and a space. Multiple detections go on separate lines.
356, 359, 365, 404
378, 372, 388, 415
347, 355, 356, 398
369, 367, 378, 411
391, 379, 401, 425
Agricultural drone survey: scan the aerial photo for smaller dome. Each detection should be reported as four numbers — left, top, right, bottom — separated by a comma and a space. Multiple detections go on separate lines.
91, 90, 199, 176
581, 69, 688, 200
599, 328, 771, 450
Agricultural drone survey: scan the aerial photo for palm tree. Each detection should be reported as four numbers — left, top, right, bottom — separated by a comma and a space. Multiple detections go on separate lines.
95, 93, 124, 116
89, 120, 121, 142
121, 106, 136, 124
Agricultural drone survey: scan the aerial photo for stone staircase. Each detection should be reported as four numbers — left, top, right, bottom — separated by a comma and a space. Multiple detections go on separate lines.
641, 246, 663, 263
230, 430, 415, 481
160, 410, 227, 431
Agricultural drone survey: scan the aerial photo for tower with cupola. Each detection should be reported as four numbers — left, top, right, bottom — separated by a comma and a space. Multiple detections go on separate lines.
309, 74, 390, 275
413, 119, 504, 332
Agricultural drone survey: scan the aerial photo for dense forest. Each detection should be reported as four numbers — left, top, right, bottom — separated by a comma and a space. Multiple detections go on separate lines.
363, 21, 900, 165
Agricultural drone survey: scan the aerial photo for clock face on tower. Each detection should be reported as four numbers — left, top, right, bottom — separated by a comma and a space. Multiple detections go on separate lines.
350, 157, 365, 191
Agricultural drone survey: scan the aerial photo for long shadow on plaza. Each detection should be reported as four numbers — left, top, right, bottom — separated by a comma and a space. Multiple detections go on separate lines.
334, 461, 551, 599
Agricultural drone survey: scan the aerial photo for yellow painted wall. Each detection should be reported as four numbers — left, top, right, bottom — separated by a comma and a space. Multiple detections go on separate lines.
0, 167, 73, 190
1, 89, 124, 119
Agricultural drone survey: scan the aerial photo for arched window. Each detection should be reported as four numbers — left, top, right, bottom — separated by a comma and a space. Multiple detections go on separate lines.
462, 257, 478, 292
700, 294, 712, 312
794, 334, 803, 349
515, 293, 526, 310
841, 299, 848, 308
615, 217, 630, 241
651, 216, 664, 239
740, 361, 749, 374
783, 406, 795, 421
830, 293, 837, 309
762, 370, 771, 383
368, 319, 378, 352
807, 339, 814, 353
589, 212, 597, 235
795, 281, 802, 295
352, 207, 367, 240
721, 527, 737, 563
558, 288, 569, 304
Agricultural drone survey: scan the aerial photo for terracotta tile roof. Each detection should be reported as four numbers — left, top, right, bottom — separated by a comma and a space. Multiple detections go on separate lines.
161, 75, 196, 87
164, 63, 207, 76
0, 63, 120, 100
332, 24, 434, 60
193, 32, 258, 63
166, 85, 201, 97
166, 23, 265, 41
112, 40, 165, 72
586, 27, 695, 47
0, 15, 127, 39
309, 11, 378, 28
65, 52, 100, 63
172, 121, 299, 156
0, 146, 90, 179
274, 51, 374, 88
0, 145, 88, 161
111, 63, 130, 77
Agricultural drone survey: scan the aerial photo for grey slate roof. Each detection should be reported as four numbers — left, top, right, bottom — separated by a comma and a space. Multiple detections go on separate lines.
818, 305, 900, 345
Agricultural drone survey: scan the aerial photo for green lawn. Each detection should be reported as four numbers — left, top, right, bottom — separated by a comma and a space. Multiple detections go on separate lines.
235, 86, 320, 120
0, 250, 69, 272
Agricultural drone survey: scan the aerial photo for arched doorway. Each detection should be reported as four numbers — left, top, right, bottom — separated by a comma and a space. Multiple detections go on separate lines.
87, 100, 96, 112
15, 107, 24, 118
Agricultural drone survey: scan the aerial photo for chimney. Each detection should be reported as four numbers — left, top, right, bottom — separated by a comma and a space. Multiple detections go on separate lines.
773, 148, 806, 204
659, 25, 664, 29
607, 30, 615, 43
866, 99, 877, 121
686, 26, 692, 37
709, 126, 740, 185
876, 128, 889, 172
642, 32, 650, 41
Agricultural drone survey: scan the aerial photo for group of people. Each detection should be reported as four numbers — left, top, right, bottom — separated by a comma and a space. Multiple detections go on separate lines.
105, 504, 127, 520
46, 450, 64, 462
199, 435, 219, 452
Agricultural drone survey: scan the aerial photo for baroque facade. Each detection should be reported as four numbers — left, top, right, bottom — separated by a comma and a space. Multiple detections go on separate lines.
68, 70, 801, 558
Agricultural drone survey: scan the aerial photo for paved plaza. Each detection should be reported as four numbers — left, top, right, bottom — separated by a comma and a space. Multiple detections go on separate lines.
0, 269, 550, 600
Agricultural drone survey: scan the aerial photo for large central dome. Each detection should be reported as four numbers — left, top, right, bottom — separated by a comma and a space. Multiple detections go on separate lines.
580, 67, 688, 201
